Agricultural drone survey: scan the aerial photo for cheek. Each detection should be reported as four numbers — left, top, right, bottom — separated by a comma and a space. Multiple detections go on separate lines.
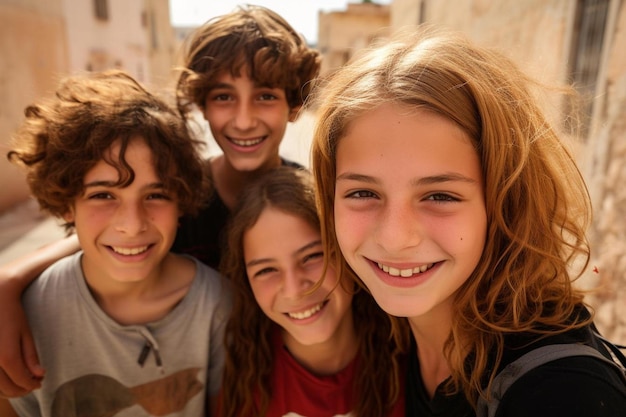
333, 285, 354, 312
441, 212, 486, 269
153, 208, 180, 229
334, 203, 368, 257
333, 211, 351, 257
248, 280, 272, 312
204, 107, 228, 129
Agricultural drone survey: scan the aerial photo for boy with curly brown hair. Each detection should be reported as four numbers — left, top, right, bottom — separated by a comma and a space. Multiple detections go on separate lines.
1, 70, 230, 417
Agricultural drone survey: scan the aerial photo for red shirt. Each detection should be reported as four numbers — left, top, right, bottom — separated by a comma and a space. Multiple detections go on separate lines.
262, 328, 405, 417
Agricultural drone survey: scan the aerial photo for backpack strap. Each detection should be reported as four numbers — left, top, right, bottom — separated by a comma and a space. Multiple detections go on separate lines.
475, 342, 626, 417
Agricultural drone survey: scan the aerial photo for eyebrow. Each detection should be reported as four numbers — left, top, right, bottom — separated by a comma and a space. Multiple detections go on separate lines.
210, 81, 277, 90
208, 82, 233, 91
336, 172, 478, 186
84, 180, 165, 189
245, 239, 322, 268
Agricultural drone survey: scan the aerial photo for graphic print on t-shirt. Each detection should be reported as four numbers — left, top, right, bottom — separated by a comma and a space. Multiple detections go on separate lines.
284, 413, 352, 417
50, 367, 203, 416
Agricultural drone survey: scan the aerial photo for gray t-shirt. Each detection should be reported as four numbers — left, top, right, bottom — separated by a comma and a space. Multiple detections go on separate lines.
10, 251, 230, 417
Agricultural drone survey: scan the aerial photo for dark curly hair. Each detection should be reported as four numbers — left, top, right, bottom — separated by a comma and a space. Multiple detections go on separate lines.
176, 4, 321, 118
8, 70, 208, 232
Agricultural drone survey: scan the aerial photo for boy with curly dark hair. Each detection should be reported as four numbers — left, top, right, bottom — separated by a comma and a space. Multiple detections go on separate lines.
1, 70, 230, 417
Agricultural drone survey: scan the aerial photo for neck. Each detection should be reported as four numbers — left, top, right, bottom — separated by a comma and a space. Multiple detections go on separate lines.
210, 155, 281, 210
282, 311, 358, 376
408, 301, 455, 398
81, 253, 196, 325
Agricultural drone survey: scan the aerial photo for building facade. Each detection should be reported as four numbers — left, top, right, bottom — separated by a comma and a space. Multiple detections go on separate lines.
0, 0, 175, 212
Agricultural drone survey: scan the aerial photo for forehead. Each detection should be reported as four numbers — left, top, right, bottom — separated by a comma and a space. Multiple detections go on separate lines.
336, 104, 480, 182
244, 208, 320, 255
84, 137, 156, 182
211, 66, 281, 90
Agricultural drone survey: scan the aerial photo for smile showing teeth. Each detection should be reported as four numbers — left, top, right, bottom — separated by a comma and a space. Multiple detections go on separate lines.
287, 302, 324, 320
112, 246, 149, 256
376, 262, 434, 277
231, 137, 264, 147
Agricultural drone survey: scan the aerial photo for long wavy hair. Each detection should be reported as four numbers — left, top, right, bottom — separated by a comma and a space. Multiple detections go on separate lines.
311, 28, 593, 405
8, 70, 207, 232
176, 4, 321, 118
219, 167, 408, 417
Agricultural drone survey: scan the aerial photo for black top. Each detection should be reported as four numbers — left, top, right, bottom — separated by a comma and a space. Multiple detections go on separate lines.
171, 158, 304, 270
405, 311, 626, 417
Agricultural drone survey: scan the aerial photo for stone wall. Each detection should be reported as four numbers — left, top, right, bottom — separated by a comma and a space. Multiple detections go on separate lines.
389, 0, 626, 343
582, 1, 626, 344
0, 1, 68, 212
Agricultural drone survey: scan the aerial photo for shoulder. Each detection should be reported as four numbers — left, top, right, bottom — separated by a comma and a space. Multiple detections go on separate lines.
493, 327, 626, 417
497, 354, 626, 416
24, 252, 82, 298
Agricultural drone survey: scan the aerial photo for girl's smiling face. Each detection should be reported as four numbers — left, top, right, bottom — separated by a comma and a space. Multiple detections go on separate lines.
334, 103, 487, 322
243, 206, 354, 348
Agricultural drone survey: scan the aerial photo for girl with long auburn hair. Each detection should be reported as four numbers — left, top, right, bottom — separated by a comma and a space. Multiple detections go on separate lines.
311, 28, 626, 416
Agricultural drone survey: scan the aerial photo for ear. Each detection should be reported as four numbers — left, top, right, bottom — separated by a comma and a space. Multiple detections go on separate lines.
62, 207, 75, 224
288, 105, 302, 122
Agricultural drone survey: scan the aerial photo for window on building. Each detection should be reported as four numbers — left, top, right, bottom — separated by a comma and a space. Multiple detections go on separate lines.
94, 0, 109, 21
568, 0, 609, 138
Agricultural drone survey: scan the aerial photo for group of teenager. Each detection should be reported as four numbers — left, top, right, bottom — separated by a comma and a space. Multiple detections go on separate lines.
0, 4, 624, 417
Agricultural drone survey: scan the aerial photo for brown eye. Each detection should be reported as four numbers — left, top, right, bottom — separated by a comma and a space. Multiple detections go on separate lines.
347, 190, 376, 199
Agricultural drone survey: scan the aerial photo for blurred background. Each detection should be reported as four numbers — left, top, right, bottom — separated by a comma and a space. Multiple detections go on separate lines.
0, 0, 624, 343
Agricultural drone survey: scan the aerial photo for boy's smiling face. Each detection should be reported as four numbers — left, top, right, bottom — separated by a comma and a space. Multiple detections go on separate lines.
65, 137, 180, 287
203, 70, 299, 173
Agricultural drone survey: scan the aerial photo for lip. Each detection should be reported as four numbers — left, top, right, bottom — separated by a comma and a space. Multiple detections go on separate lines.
367, 258, 441, 288
225, 135, 267, 152
283, 300, 329, 323
106, 244, 154, 262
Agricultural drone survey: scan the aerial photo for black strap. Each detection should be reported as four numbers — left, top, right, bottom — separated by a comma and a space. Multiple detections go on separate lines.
476, 338, 626, 417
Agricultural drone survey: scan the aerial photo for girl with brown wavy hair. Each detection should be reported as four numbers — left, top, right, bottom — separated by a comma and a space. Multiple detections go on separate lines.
219, 167, 407, 417
311, 28, 626, 416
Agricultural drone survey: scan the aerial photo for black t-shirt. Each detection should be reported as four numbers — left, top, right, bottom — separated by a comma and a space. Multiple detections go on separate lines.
405, 314, 626, 416
171, 158, 304, 270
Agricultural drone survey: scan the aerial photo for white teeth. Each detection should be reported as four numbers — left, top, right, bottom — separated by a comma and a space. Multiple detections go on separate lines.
287, 302, 324, 320
377, 262, 434, 277
231, 137, 264, 147
112, 246, 148, 255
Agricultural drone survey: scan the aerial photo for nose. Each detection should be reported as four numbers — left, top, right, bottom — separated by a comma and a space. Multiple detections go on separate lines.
233, 100, 258, 131
114, 201, 148, 236
374, 200, 422, 254
281, 268, 314, 300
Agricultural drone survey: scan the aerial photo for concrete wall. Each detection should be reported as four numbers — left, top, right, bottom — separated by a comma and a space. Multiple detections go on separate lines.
582, 1, 626, 344
318, 3, 391, 75
0, 0, 69, 212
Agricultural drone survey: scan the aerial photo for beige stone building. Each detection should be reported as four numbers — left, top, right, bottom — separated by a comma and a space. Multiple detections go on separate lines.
0, 0, 175, 213
318, 2, 391, 75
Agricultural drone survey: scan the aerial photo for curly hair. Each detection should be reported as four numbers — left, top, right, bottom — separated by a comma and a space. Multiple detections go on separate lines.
311, 27, 592, 406
176, 4, 321, 118
219, 166, 408, 417
8, 70, 207, 232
